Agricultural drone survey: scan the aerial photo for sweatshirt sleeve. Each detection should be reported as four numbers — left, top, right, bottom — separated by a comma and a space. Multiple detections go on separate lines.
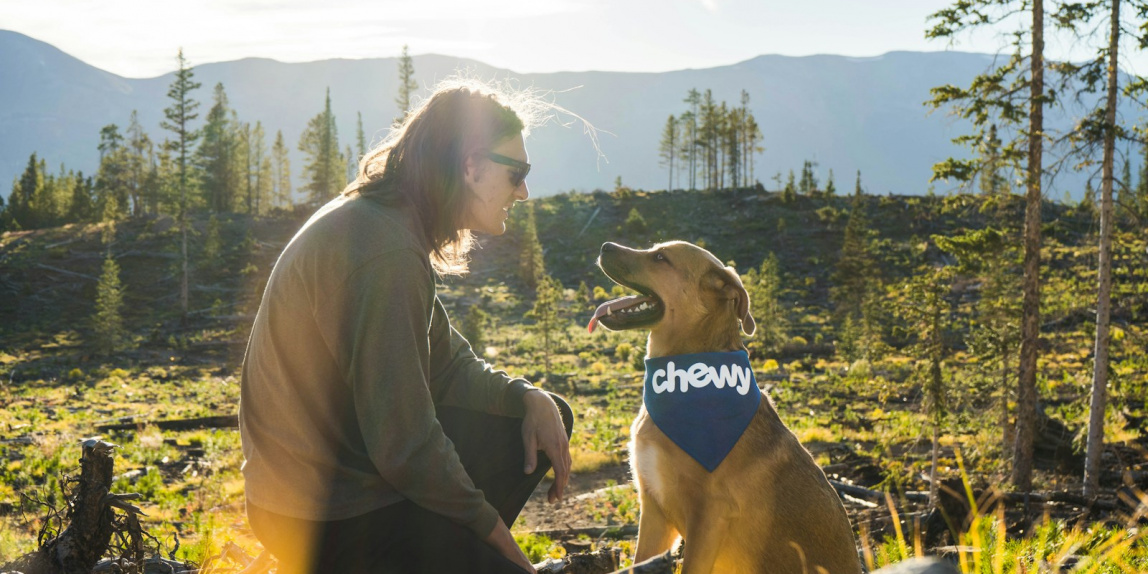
313, 248, 500, 538
428, 297, 535, 418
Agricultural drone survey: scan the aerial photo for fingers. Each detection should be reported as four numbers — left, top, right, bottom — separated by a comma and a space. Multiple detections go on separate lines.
523, 431, 538, 474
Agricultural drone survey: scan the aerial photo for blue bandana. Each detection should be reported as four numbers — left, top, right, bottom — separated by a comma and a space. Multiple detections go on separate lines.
643, 350, 761, 472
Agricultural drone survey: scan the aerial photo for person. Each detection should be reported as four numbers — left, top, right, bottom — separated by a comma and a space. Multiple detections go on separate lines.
239, 78, 573, 574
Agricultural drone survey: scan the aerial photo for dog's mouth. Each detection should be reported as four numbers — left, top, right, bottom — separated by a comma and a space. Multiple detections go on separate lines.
587, 292, 664, 333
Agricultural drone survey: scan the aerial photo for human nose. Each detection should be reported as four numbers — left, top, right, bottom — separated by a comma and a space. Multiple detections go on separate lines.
515, 181, 529, 201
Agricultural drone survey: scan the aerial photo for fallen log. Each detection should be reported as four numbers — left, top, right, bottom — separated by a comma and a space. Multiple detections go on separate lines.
95, 415, 238, 432
527, 525, 638, 540
608, 551, 676, 574
536, 547, 622, 574
828, 479, 930, 503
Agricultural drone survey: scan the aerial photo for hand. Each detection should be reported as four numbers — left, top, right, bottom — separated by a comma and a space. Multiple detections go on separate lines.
484, 520, 536, 573
521, 390, 571, 503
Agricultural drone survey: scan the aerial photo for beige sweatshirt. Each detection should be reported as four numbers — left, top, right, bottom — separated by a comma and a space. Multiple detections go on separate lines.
239, 194, 533, 538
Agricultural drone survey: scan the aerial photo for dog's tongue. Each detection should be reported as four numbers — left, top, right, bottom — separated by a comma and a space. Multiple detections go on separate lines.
587, 295, 656, 333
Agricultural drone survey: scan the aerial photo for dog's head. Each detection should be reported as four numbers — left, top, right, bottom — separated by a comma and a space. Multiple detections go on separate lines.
588, 241, 755, 356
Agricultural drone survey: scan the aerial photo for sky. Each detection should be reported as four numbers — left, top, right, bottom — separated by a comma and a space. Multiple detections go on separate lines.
4, 0, 1148, 78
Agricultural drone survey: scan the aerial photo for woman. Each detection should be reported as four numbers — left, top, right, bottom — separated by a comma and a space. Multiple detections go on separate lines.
239, 79, 572, 574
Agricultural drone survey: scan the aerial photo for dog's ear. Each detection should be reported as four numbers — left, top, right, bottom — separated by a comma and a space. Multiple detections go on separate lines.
709, 266, 756, 336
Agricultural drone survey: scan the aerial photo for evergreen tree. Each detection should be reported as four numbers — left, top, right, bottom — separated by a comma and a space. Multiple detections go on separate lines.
272, 130, 292, 208
893, 261, 954, 507
236, 120, 253, 215
825, 169, 836, 195
462, 304, 489, 356
299, 88, 345, 203
527, 274, 563, 380
743, 253, 787, 356
96, 125, 131, 221
92, 253, 129, 355
198, 83, 238, 213
928, 0, 1051, 490
798, 160, 819, 195
518, 202, 545, 290
978, 124, 1009, 196
1118, 156, 1133, 222
854, 170, 864, 197
125, 110, 153, 217
831, 192, 881, 352
160, 48, 202, 319
781, 169, 797, 202
7, 153, 39, 229
658, 115, 677, 191
346, 144, 356, 184
201, 214, 223, 270
68, 172, 95, 223
937, 227, 1021, 464
250, 122, 271, 215
356, 111, 367, 160
1139, 138, 1148, 219
395, 45, 418, 124
683, 89, 701, 190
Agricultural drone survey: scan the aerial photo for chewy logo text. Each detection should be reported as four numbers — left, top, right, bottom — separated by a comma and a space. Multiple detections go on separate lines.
650, 361, 754, 395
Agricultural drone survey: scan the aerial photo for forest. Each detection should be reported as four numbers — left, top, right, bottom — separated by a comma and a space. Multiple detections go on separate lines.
3, 1, 1148, 572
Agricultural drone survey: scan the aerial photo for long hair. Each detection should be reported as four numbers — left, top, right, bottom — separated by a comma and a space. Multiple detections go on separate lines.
344, 78, 536, 275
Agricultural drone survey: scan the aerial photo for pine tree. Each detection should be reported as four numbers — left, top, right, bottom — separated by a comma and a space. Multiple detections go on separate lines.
92, 253, 129, 355
124, 111, 153, 217
831, 192, 879, 330
527, 274, 563, 380
356, 111, 367, 160
95, 125, 130, 222
658, 115, 677, 191
201, 213, 223, 270
743, 253, 787, 356
272, 130, 292, 208
825, 169, 836, 195
299, 88, 344, 203
7, 153, 39, 229
927, 0, 1051, 490
798, 160, 819, 195
1138, 138, 1148, 219
250, 122, 271, 215
518, 202, 545, 290
395, 45, 418, 125
198, 83, 238, 213
782, 170, 797, 202
854, 170, 864, 197
68, 172, 95, 223
894, 261, 954, 507
160, 48, 202, 319
683, 89, 701, 190
979, 124, 1009, 197
235, 120, 253, 214
462, 304, 489, 356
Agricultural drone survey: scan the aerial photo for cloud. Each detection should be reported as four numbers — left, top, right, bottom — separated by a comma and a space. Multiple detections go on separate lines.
699, 0, 719, 12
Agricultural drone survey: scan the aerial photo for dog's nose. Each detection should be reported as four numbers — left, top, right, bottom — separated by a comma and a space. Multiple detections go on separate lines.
601, 242, 621, 255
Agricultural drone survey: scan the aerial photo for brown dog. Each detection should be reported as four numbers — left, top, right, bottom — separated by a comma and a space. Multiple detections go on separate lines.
589, 241, 861, 574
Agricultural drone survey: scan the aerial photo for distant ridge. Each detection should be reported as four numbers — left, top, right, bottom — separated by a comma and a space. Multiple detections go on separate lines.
0, 29, 1140, 200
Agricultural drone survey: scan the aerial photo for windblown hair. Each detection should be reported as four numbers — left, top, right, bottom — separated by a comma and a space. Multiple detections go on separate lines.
344, 77, 546, 275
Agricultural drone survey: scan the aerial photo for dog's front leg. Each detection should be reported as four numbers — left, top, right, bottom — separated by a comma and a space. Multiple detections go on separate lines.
634, 493, 679, 562
679, 515, 730, 574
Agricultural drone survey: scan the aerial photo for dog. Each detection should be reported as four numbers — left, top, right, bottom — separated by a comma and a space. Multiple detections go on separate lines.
588, 241, 861, 574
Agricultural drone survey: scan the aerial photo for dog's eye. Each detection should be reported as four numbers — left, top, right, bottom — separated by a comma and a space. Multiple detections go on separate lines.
654, 252, 668, 263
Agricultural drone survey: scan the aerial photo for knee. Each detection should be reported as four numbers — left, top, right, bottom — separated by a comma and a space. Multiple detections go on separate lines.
546, 392, 574, 438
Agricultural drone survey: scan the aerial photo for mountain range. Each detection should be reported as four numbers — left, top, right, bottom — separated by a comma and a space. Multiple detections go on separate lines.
1, 29, 1141, 201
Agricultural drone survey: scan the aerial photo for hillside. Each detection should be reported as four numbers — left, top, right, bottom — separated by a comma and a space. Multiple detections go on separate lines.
2, 188, 1148, 569
4, 29, 1143, 202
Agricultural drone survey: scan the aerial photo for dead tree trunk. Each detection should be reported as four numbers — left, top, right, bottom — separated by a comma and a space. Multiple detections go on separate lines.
1, 440, 125, 574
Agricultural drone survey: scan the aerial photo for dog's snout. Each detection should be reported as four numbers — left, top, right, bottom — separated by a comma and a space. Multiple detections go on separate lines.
600, 242, 622, 255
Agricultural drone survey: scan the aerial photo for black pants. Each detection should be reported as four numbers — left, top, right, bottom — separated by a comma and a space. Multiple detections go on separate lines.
247, 393, 574, 574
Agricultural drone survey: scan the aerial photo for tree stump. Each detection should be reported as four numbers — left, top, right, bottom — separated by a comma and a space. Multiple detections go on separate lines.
1, 439, 125, 574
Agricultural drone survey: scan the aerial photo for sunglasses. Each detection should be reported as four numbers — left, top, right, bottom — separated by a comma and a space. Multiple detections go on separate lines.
486, 152, 531, 188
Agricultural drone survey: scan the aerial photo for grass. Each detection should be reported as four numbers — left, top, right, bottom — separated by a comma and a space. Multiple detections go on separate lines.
2, 189, 1147, 569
